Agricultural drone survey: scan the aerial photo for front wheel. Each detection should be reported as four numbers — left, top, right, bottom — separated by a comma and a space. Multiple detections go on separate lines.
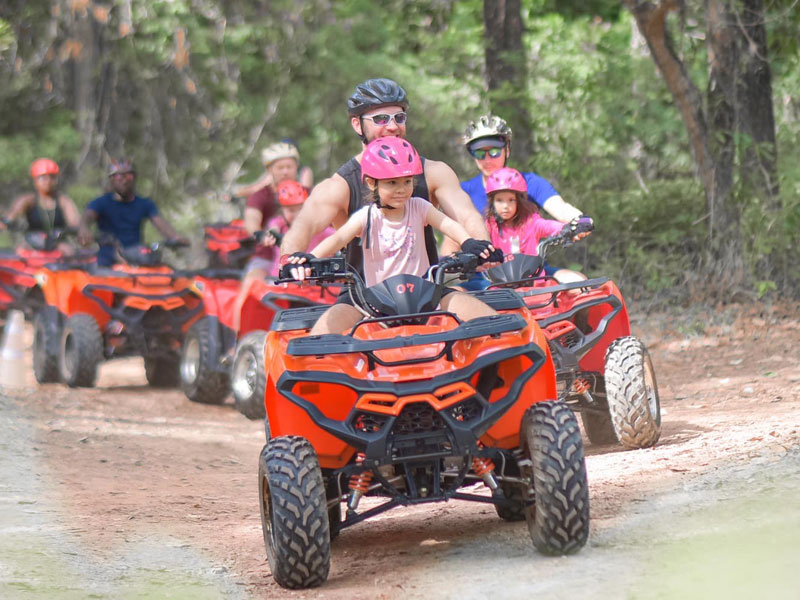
232, 330, 267, 420
180, 318, 229, 404
522, 400, 590, 555
33, 312, 60, 383
60, 313, 102, 388
144, 356, 180, 388
604, 336, 661, 449
259, 436, 330, 589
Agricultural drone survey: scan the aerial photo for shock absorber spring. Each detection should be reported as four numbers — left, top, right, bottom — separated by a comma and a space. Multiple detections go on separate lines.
472, 453, 499, 492
348, 471, 373, 495
573, 377, 594, 404
347, 454, 373, 514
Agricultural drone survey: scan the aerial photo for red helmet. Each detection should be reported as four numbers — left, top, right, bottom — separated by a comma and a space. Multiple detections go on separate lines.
486, 167, 526, 195
361, 137, 423, 181
276, 180, 308, 206
30, 158, 59, 178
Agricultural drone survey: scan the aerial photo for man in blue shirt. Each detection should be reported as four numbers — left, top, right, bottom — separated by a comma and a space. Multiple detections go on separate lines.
78, 159, 186, 266
457, 114, 589, 283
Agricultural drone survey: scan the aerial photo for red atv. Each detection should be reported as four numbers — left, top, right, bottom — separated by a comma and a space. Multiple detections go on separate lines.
256, 255, 590, 589
32, 239, 202, 387
483, 227, 661, 450
203, 220, 258, 269
179, 271, 341, 418
0, 227, 94, 320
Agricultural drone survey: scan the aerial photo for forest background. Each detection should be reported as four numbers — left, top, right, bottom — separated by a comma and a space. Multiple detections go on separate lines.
1, 0, 798, 308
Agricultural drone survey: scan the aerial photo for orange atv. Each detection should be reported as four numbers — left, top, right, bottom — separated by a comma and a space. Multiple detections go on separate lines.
32, 239, 202, 387
484, 225, 661, 450
257, 255, 590, 589
0, 227, 94, 320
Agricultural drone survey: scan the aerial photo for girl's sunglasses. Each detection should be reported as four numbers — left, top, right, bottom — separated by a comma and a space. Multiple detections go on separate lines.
363, 112, 408, 126
470, 147, 504, 160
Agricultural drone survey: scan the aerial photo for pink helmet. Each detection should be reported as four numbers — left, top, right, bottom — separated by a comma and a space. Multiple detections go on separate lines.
361, 137, 423, 181
486, 167, 526, 195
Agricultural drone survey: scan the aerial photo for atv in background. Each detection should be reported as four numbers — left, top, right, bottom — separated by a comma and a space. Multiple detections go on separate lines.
0, 225, 94, 320
203, 220, 257, 269
484, 225, 661, 450
32, 238, 201, 388
256, 255, 589, 589
179, 270, 341, 417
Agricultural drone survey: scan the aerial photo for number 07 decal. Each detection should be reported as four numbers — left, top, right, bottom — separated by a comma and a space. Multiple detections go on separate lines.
396, 282, 415, 294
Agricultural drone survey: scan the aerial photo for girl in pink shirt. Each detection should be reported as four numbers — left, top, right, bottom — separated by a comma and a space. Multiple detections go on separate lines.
263, 180, 334, 278
290, 137, 497, 335
486, 167, 587, 283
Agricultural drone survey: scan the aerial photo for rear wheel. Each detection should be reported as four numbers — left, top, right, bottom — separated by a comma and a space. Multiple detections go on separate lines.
580, 409, 618, 445
60, 313, 102, 388
144, 356, 180, 388
495, 483, 526, 522
604, 336, 661, 449
33, 312, 60, 383
522, 400, 590, 555
232, 330, 267, 420
259, 436, 330, 589
180, 318, 229, 404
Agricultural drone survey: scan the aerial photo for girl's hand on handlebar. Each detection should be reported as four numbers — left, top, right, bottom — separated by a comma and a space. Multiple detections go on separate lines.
279, 252, 314, 281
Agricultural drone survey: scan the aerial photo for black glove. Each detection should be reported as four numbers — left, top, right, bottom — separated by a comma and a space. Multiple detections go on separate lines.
460, 238, 503, 265
278, 252, 315, 280
561, 215, 594, 237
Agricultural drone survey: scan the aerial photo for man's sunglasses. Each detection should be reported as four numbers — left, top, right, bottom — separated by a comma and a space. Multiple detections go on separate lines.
363, 112, 408, 126
470, 147, 504, 160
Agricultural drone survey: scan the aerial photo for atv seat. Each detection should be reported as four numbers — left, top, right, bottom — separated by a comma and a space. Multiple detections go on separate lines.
271, 305, 330, 332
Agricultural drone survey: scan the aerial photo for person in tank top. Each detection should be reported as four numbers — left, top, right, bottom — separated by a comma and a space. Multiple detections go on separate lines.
279, 78, 500, 287
283, 137, 497, 335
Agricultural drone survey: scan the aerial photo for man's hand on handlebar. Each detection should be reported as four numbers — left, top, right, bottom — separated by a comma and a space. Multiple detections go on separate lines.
460, 238, 504, 266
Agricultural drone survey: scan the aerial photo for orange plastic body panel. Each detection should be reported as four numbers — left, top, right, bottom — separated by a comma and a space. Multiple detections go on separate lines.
36, 267, 112, 326
0, 247, 93, 310
521, 279, 631, 374
37, 263, 203, 334
263, 305, 556, 470
239, 279, 340, 338
193, 276, 241, 330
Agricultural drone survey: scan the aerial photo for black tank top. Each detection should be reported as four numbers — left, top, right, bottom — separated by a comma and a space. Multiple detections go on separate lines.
25, 197, 66, 232
335, 157, 439, 272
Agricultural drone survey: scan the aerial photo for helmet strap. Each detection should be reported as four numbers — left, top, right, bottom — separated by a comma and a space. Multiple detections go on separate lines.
357, 117, 368, 144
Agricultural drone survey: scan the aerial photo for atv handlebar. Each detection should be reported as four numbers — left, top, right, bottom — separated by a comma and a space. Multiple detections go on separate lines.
536, 215, 594, 258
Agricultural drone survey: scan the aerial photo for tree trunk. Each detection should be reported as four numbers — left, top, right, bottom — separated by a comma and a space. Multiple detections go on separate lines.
735, 0, 779, 205
623, 1, 716, 204
705, 0, 738, 245
483, 0, 532, 160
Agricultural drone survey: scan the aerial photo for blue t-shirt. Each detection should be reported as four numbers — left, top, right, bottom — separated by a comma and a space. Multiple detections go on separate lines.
87, 192, 159, 265
461, 172, 559, 216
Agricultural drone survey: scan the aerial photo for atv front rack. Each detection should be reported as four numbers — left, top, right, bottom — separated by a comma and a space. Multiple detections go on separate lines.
277, 343, 546, 460
287, 313, 528, 368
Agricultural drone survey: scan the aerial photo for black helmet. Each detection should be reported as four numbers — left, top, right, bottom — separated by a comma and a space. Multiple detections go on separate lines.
347, 78, 409, 116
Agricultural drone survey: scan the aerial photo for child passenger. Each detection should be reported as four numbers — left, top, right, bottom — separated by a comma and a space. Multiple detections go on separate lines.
284, 137, 498, 335
262, 180, 334, 279
485, 167, 589, 283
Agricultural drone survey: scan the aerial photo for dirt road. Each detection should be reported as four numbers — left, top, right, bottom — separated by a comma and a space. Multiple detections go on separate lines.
2, 303, 799, 599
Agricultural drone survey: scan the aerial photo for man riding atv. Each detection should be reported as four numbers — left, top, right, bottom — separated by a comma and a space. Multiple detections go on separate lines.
78, 158, 187, 265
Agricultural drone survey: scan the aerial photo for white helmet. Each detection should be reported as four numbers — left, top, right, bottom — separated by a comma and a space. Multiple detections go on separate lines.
261, 142, 300, 167
462, 114, 512, 149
